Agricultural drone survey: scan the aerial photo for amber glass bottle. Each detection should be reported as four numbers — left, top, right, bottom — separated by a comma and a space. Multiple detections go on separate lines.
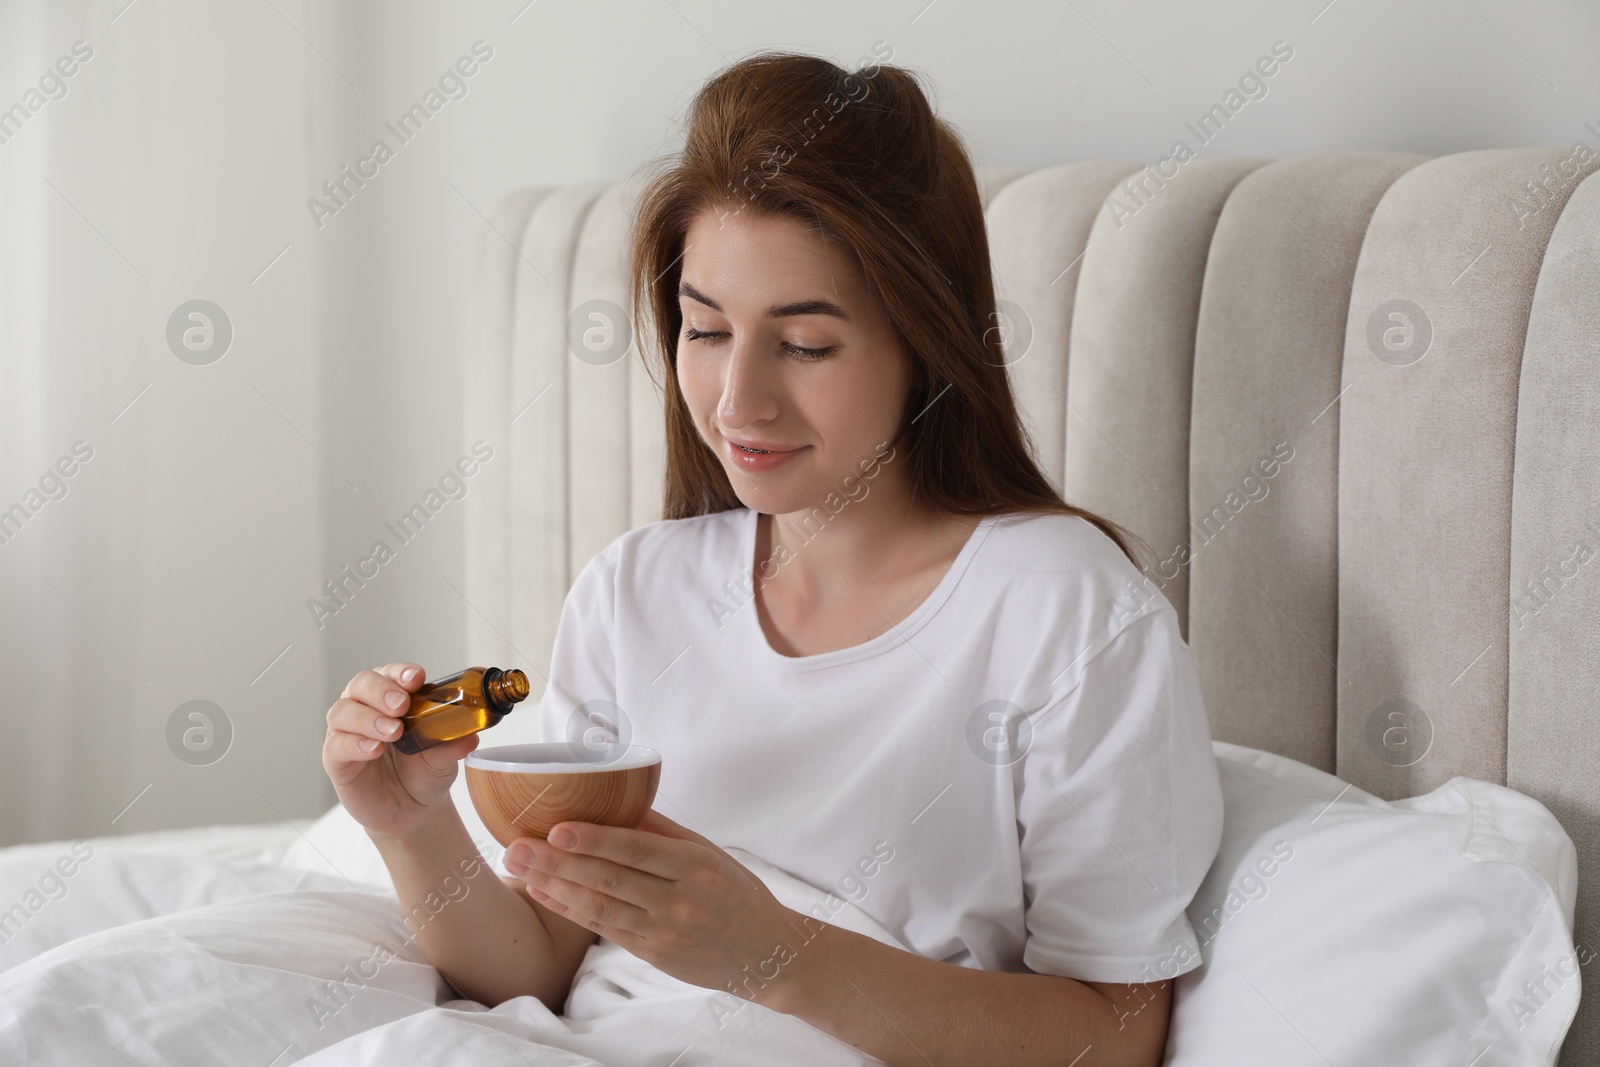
392, 666, 530, 755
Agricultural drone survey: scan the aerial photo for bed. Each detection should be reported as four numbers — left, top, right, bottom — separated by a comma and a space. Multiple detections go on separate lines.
3, 149, 1597, 1065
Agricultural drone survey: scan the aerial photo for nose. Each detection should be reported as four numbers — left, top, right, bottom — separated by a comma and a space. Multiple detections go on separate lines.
716, 333, 781, 432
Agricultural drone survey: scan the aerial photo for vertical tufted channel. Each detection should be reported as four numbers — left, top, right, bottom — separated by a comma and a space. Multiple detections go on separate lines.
1187, 153, 1426, 772
617, 177, 669, 534
1065, 157, 1269, 637
986, 162, 1142, 490
1336, 147, 1600, 801
463, 188, 553, 665
501, 183, 610, 699
1509, 165, 1600, 1067
567, 183, 646, 575
974, 165, 1031, 209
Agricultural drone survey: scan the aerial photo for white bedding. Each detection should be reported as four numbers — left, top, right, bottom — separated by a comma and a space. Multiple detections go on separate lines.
0, 825, 895, 1066
2, 738, 1585, 1065
0, 819, 308, 871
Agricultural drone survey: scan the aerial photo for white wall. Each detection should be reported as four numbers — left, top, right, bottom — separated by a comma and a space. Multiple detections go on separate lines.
3, 0, 1596, 844
0, 0, 323, 843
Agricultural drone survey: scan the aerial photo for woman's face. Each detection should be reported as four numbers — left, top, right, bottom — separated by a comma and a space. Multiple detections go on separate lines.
675, 205, 914, 517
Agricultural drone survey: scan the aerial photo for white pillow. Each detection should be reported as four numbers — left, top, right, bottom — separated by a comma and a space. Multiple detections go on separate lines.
281, 771, 505, 891
284, 715, 550, 887
1165, 742, 1582, 1065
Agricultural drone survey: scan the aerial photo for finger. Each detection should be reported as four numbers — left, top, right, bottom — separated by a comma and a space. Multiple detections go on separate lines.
327, 697, 405, 743
520, 868, 653, 937
509, 837, 669, 913
634, 810, 747, 869
544, 822, 688, 880
410, 731, 478, 772
525, 884, 644, 953
337, 663, 424, 701
377, 662, 426, 690
635, 809, 715, 847
345, 669, 415, 717
629, 811, 764, 891
324, 729, 388, 767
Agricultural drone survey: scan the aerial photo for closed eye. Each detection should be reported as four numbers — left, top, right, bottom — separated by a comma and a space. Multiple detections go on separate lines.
683, 327, 836, 361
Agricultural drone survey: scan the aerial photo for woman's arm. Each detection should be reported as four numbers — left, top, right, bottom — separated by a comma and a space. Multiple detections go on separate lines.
754, 918, 1171, 1067
368, 802, 600, 1011
505, 810, 1170, 1067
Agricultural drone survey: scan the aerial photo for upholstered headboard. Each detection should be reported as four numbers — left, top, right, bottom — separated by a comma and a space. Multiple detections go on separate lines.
462, 150, 1600, 1060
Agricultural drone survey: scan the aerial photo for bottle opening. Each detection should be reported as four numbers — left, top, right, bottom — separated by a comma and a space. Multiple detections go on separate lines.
485, 667, 531, 711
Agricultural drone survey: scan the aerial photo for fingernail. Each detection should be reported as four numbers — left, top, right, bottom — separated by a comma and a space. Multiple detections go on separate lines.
358, 738, 378, 752
381, 718, 401, 736
549, 828, 576, 849
504, 842, 532, 875
385, 690, 405, 710
401, 667, 419, 683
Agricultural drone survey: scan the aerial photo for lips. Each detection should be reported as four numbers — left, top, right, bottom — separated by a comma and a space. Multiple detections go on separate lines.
720, 433, 809, 473
726, 437, 802, 455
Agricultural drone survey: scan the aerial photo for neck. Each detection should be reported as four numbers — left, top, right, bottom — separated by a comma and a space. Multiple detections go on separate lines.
760, 469, 959, 599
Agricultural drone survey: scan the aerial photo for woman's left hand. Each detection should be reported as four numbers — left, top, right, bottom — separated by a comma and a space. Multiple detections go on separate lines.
502, 809, 804, 996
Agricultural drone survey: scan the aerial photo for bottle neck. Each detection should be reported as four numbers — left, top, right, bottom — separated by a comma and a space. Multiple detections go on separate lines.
483, 667, 531, 714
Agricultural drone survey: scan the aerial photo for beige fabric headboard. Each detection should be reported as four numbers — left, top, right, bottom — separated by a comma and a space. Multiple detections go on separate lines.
462, 150, 1600, 1061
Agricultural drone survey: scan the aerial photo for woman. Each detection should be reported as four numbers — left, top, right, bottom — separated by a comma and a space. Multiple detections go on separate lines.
323, 49, 1223, 1067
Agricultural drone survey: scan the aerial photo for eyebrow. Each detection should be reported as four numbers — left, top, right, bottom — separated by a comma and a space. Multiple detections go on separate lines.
678, 281, 851, 322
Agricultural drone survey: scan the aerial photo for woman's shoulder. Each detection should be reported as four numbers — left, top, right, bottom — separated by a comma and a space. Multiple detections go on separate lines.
979, 510, 1136, 575
978, 510, 1175, 628
580, 508, 748, 581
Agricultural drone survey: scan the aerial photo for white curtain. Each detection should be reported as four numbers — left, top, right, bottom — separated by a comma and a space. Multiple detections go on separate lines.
0, 0, 330, 844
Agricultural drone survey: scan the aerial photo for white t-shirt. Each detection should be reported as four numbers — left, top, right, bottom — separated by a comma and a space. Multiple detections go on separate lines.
533, 507, 1224, 985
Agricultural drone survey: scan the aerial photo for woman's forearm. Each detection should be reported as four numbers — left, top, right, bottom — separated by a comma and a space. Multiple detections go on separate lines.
367, 807, 593, 1011
753, 915, 1167, 1067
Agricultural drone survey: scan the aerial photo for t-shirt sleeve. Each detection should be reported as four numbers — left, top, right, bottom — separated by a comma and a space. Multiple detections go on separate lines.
535, 543, 621, 748
1016, 605, 1224, 985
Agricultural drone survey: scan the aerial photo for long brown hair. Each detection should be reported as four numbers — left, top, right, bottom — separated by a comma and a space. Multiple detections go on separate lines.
627, 48, 1140, 566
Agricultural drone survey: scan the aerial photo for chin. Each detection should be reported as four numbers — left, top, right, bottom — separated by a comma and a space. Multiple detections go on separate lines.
725, 481, 804, 517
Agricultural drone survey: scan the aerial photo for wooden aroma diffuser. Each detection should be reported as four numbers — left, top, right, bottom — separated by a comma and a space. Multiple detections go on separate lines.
464, 743, 662, 846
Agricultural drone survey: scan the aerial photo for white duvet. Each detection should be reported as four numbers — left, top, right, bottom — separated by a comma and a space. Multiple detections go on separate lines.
0, 839, 895, 1066
7, 746, 1584, 1065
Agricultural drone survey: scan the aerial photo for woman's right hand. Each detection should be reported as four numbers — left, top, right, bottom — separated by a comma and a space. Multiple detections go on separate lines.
321, 662, 478, 840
